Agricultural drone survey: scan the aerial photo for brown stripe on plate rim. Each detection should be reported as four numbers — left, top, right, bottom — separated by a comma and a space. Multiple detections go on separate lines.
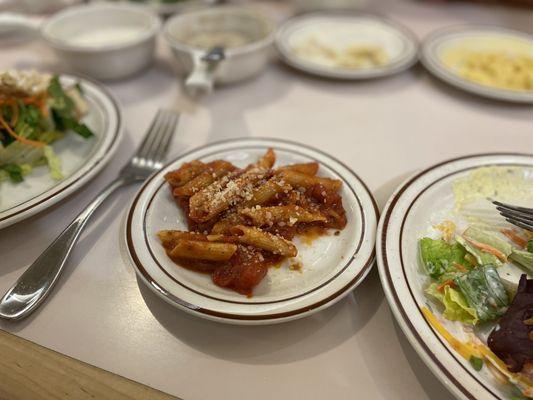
0, 75, 122, 225
126, 138, 379, 321
380, 152, 533, 400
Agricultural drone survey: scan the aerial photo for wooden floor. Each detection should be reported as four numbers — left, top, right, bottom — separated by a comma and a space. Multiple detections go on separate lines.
0, 330, 178, 400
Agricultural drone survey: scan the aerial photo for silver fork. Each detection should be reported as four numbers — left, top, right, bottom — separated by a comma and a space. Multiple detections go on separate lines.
493, 200, 533, 231
0, 109, 179, 321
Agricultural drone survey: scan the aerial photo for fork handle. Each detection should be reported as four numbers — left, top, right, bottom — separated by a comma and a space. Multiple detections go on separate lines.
0, 177, 130, 320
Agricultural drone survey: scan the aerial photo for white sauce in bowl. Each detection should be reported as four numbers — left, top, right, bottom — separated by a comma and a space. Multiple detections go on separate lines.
180, 31, 252, 50
66, 27, 147, 47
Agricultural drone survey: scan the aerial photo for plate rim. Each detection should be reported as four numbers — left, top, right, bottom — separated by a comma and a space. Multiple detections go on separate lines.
0, 74, 123, 230
275, 11, 419, 80
126, 137, 379, 324
376, 152, 533, 400
420, 24, 533, 103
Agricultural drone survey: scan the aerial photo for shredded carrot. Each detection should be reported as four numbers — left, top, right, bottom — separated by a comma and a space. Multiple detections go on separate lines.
464, 237, 507, 262
501, 229, 527, 248
453, 262, 468, 273
486, 361, 509, 384
38, 99, 49, 118
421, 307, 481, 360
437, 279, 456, 292
0, 93, 48, 107
423, 307, 533, 393
476, 344, 533, 389
22, 93, 48, 106
0, 114, 44, 148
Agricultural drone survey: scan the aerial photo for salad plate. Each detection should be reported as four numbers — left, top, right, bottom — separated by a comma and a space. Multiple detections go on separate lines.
420, 26, 533, 103
377, 153, 533, 400
126, 138, 378, 325
0, 74, 122, 229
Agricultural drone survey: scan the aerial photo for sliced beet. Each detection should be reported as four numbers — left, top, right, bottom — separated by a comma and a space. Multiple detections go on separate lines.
488, 274, 533, 372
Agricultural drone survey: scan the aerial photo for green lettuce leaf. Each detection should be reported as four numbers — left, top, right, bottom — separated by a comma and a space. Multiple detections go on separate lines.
454, 265, 509, 323
419, 238, 473, 280
0, 163, 32, 183
48, 75, 94, 139
43, 145, 63, 180
0, 164, 23, 182
426, 283, 478, 325
456, 235, 501, 267
463, 227, 513, 257
509, 250, 533, 273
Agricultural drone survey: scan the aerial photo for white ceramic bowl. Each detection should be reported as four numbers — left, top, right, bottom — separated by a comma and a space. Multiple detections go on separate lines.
41, 3, 160, 80
164, 6, 275, 94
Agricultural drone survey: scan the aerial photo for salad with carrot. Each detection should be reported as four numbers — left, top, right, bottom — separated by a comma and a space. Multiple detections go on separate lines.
0, 70, 93, 185
420, 218, 533, 397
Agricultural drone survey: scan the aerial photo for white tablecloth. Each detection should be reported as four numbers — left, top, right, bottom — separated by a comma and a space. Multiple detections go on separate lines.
1, 1, 532, 399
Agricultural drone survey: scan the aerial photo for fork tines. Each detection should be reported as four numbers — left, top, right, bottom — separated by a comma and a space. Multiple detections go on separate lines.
136, 109, 180, 166
492, 200, 533, 231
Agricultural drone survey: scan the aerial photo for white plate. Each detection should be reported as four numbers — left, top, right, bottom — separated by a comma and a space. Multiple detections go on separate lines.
275, 12, 418, 80
126, 138, 378, 325
376, 153, 533, 400
420, 25, 533, 103
0, 75, 122, 229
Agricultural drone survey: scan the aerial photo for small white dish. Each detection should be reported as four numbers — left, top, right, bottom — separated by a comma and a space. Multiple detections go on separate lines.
126, 138, 378, 325
0, 74, 122, 229
376, 153, 533, 400
276, 12, 418, 80
0, 3, 160, 80
420, 25, 533, 103
164, 6, 275, 95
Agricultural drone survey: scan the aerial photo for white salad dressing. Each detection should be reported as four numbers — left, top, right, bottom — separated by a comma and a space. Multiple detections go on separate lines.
66, 27, 146, 47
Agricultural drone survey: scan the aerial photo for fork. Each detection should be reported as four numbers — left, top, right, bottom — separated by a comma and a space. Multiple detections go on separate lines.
0, 109, 179, 321
493, 200, 533, 231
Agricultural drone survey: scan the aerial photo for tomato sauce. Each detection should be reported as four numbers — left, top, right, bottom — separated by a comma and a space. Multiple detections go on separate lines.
162, 160, 348, 296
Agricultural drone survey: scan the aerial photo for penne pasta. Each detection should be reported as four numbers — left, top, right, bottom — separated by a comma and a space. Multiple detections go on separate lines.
164, 160, 206, 188
157, 230, 207, 249
206, 234, 226, 242
211, 212, 246, 234
230, 225, 297, 257
189, 169, 267, 223
240, 205, 326, 226
169, 239, 237, 261
246, 148, 276, 171
278, 170, 342, 192
242, 177, 292, 207
159, 148, 347, 296
173, 160, 235, 197
277, 162, 319, 176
